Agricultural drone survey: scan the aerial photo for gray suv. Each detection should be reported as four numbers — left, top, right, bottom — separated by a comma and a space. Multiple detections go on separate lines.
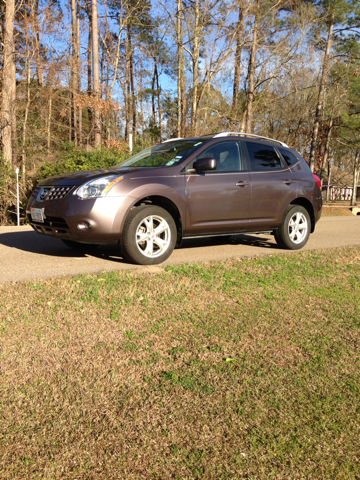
27, 132, 322, 265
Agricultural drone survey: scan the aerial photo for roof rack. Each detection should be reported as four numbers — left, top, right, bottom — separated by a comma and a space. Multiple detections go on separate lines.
212, 132, 289, 148
162, 137, 183, 143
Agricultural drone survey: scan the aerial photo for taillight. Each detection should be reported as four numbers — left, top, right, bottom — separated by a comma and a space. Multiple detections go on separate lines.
312, 174, 321, 188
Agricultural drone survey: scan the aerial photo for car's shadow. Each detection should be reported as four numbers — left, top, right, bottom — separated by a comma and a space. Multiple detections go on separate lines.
0, 230, 127, 263
0, 229, 277, 263
181, 234, 276, 249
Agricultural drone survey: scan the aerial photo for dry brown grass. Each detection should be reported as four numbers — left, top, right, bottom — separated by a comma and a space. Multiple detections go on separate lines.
322, 206, 354, 216
0, 247, 359, 478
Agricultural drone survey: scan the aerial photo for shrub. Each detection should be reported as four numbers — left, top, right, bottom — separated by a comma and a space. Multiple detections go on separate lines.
36, 147, 131, 182
0, 143, 151, 224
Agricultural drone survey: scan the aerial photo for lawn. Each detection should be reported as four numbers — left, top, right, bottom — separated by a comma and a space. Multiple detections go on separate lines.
322, 206, 354, 216
0, 246, 359, 479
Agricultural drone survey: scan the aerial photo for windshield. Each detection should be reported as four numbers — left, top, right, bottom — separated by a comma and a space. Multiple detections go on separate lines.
116, 140, 204, 168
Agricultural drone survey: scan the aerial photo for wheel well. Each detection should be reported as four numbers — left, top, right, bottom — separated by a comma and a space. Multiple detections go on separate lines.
290, 197, 315, 232
133, 196, 183, 244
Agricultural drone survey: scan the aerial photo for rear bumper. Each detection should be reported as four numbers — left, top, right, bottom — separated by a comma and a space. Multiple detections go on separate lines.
314, 191, 323, 225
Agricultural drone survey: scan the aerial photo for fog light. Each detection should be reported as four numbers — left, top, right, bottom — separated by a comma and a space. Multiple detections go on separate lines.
77, 221, 92, 230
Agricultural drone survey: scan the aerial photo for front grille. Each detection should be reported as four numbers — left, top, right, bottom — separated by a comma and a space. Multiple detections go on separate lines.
39, 186, 73, 201
28, 214, 69, 229
43, 216, 69, 228
28, 214, 70, 237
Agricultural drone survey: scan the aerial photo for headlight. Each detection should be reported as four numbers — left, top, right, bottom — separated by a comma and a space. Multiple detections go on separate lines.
76, 175, 124, 199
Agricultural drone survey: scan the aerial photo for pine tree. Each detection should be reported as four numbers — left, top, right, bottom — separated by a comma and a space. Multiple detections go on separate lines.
308, 0, 356, 172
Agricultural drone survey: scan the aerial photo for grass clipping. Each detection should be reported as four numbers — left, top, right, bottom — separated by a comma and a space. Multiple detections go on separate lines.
1, 246, 360, 478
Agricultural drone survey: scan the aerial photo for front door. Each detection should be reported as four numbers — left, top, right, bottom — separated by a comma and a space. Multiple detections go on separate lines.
184, 141, 251, 235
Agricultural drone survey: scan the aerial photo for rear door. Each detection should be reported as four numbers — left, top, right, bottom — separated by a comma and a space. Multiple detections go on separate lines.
244, 141, 297, 229
184, 141, 251, 235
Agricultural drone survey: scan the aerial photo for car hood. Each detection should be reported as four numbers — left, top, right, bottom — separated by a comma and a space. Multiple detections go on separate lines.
38, 167, 137, 187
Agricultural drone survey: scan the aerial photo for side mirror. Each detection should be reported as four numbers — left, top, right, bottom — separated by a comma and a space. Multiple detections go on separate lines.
194, 157, 217, 173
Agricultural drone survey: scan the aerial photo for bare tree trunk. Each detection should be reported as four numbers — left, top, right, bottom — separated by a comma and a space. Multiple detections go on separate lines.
135, 73, 140, 143
77, 0, 82, 145
140, 51, 145, 143
2, 0, 16, 167
245, 0, 261, 134
151, 63, 156, 127
33, 0, 43, 86
92, 0, 101, 148
326, 151, 332, 201
128, 31, 137, 141
100, 46, 104, 97
22, 11, 32, 176
177, 0, 186, 137
320, 117, 333, 185
22, 79, 30, 166
87, 3, 93, 144
232, 0, 244, 120
105, 55, 111, 141
309, 21, 334, 172
176, 0, 182, 137
124, 32, 131, 141
351, 152, 359, 206
71, 0, 78, 145
0, 6, 4, 78
190, 0, 200, 136
156, 65, 162, 142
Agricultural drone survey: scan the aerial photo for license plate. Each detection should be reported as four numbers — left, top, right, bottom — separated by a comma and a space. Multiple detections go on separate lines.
30, 207, 44, 223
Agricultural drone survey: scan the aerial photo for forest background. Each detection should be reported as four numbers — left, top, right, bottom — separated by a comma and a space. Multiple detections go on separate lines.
0, 0, 360, 224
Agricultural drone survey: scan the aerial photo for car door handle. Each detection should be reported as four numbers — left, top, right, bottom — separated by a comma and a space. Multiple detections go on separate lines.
283, 179, 294, 185
236, 181, 249, 187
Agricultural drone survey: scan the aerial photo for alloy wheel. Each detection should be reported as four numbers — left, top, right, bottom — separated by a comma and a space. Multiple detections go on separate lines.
135, 215, 171, 258
288, 212, 308, 244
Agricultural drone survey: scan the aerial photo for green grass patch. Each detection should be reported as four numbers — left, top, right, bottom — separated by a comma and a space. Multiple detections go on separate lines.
0, 246, 359, 478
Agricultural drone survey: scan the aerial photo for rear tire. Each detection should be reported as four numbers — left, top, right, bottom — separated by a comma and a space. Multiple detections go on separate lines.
274, 205, 310, 250
120, 205, 177, 265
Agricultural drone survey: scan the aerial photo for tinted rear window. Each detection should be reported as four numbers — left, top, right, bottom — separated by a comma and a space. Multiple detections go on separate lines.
278, 148, 299, 166
246, 143, 282, 171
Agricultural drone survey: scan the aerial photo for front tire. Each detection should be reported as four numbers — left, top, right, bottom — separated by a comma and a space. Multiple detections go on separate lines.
274, 205, 310, 250
120, 205, 177, 265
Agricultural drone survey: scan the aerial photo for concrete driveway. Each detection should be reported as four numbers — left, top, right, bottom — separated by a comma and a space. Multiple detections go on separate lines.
0, 216, 359, 283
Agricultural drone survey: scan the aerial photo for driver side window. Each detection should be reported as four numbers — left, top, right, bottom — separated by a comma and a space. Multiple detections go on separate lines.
195, 141, 242, 172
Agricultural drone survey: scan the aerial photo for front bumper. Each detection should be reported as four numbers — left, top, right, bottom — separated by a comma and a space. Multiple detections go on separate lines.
27, 193, 133, 244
